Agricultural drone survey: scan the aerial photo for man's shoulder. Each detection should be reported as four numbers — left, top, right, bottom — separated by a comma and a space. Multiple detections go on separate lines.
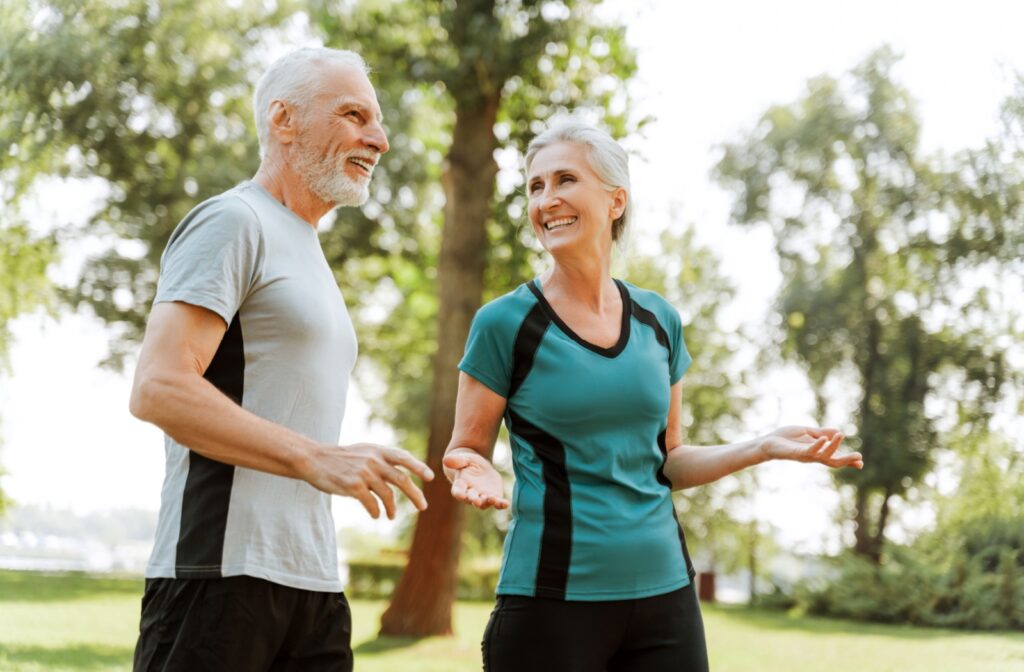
170, 184, 264, 243
190, 183, 263, 224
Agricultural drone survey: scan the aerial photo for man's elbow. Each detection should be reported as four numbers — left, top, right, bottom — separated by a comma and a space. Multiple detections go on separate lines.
129, 372, 166, 424
129, 379, 150, 422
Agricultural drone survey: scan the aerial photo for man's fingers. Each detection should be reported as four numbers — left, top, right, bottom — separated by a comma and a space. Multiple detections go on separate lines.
395, 475, 428, 512
383, 465, 428, 512
366, 475, 397, 520
386, 448, 435, 482
354, 486, 380, 519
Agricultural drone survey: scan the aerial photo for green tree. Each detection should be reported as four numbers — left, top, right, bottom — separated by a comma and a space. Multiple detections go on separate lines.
3, 0, 756, 636
2, 0, 638, 635
0, 224, 54, 516
308, 0, 643, 636
1, 0, 296, 366
714, 47, 1023, 562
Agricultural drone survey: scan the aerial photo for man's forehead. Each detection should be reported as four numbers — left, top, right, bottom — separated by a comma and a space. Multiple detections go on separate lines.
317, 63, 383, 120
329, 94, 384, 122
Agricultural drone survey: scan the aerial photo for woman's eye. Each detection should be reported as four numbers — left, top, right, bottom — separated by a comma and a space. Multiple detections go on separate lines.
560, 174, 575, 184
529, 182, 542, 193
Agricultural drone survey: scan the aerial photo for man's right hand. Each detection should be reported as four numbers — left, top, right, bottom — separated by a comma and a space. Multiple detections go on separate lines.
299, 443, 434, 519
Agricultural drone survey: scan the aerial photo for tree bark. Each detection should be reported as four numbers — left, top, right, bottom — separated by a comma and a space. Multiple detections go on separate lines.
852, 487, 874, 560
872, 489, 892, 561
853, 487, 886, 564
379, 94, 501, 637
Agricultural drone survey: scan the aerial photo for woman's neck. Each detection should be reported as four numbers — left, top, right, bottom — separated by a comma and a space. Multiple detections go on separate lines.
540, 256, 618, 313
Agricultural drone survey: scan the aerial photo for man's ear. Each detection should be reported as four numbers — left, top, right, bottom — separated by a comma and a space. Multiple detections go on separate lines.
268, 99, 298, 146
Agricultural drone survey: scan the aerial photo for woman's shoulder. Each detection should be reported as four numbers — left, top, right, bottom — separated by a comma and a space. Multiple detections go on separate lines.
619, 280, 680, 321
473, 281, 541, 330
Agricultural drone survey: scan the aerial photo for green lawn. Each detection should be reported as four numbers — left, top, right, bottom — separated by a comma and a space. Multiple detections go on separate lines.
1, 570, 1022, 671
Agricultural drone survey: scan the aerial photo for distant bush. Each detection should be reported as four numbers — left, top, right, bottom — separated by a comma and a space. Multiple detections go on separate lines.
789, 515, 1023, 631
346, 553, 500, 601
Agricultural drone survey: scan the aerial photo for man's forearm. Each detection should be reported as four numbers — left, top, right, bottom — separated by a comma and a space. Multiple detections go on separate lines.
663, 438, 768, 490
131, 369, 320, 479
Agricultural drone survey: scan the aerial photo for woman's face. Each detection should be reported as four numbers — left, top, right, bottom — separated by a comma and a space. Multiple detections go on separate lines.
526, 141, 625, 257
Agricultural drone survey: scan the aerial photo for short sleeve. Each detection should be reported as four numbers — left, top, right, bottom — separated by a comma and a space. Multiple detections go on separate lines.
667, 307, 693, 385
458, 301, 515, 398
154, 195, 264, 324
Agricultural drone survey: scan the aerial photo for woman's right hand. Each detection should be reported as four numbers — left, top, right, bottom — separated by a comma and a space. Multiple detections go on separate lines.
443, 449, 510, 510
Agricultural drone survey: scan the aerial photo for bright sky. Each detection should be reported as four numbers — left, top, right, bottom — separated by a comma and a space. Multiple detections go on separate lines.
3, 0, 1023, 554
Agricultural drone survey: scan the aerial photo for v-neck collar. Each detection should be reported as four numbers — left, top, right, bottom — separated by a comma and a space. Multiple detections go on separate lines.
527, 278, 631, 358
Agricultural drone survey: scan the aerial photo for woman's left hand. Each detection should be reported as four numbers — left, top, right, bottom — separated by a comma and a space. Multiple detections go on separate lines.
760, 426, 863, 470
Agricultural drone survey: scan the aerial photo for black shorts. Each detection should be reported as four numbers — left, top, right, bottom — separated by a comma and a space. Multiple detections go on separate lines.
482, 583, 709, 672
133, 575, 353, 672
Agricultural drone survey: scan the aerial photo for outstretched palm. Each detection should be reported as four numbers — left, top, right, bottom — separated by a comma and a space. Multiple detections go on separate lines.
444, 450, 510, 510
762, 426, 863, 470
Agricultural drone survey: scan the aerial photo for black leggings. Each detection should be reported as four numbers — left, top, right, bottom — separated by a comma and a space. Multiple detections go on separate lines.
482, 583, 709, 672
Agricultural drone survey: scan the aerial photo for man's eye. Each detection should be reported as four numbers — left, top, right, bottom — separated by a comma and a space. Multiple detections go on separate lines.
346, 111, 362, 121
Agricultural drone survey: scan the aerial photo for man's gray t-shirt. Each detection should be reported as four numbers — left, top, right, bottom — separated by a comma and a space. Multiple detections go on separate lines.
146, 181, 356, 592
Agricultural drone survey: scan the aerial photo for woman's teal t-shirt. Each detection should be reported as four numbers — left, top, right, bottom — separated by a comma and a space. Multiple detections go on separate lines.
458, 278, 696, 601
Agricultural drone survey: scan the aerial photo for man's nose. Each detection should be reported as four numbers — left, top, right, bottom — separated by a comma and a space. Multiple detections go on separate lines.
365, 120, 389, 154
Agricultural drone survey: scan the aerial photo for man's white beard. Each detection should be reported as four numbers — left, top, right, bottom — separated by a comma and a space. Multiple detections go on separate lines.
292, 132, 371, 207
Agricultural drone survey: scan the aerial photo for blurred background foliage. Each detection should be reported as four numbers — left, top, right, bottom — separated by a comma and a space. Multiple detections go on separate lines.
1, 0, 1021, 632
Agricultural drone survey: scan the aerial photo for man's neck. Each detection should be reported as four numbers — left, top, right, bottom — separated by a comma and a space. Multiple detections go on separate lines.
252, 156, 332, 227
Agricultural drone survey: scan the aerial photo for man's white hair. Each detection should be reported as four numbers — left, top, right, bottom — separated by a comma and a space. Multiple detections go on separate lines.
253, 47, 369, 159
525, 119, 632, 242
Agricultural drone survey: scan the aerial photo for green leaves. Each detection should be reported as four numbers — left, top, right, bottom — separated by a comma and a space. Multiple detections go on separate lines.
0, 224, 56, 369
714, 46, 1024, 558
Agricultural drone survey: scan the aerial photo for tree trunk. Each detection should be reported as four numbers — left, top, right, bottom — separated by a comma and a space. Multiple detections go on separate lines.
379, 94, 500, 637
852, 487, 874, 560
853, 487, 885, 564
747, 520, 757, 605
697, 572, 716, 603
872, 489, 892, 560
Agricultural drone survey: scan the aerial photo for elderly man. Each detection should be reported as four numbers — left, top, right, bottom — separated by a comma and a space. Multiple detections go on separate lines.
129, 47, 432, 671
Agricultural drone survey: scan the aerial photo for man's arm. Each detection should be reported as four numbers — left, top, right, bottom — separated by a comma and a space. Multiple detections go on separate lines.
129, 300, 433, 518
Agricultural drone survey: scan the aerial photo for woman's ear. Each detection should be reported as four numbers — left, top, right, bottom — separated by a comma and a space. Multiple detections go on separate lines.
609, 187, 628, 221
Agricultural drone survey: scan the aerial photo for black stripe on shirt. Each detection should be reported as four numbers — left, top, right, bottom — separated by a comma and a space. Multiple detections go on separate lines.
527, 279, 632, 358
509, 303, 551, 398
657, 428, 697, 581
507, 409, 572, 600
630, 298, 671, 355
175, 311, 243, 577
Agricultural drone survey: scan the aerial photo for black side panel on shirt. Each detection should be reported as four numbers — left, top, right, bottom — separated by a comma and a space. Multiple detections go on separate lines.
509, 303, 551, 398
507, 409, 572, 600
657, 429, 697, 581
175, 312, 243, 577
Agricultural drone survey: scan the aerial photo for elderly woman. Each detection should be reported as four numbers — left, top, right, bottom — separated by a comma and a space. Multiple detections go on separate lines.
443, 120, 863, 671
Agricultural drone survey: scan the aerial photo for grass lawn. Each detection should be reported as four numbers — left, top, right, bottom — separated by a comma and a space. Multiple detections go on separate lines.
1, 570, 1023, 671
